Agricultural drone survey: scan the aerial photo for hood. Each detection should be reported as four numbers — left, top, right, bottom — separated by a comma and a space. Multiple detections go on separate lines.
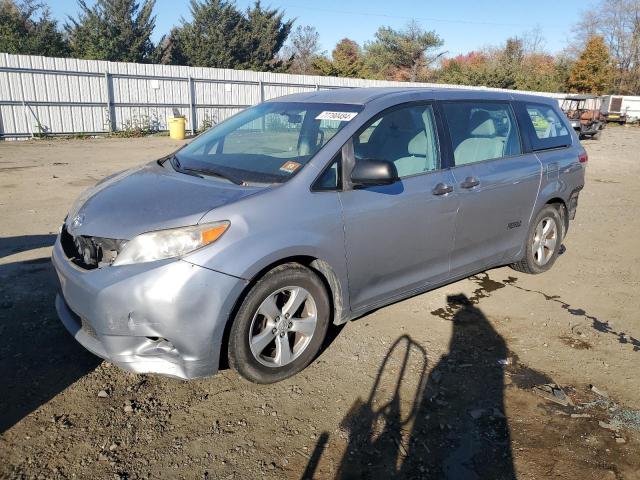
66, 162, 264, 239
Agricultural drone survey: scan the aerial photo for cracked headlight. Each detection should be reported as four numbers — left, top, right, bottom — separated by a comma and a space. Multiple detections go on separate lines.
113, 221, 230, 266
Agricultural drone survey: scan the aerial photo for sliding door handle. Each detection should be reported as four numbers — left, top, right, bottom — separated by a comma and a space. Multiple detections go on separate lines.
432, 183, 453, 195
460, 176, 480, 189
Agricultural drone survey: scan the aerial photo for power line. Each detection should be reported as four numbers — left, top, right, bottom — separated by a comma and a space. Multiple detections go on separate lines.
275, 2, 550, 28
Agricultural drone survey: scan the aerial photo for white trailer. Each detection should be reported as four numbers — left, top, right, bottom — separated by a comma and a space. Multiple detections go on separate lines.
601, 95, 640, 123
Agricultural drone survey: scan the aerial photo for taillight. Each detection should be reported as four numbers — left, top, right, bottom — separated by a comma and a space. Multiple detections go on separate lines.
579, 151, 588, 163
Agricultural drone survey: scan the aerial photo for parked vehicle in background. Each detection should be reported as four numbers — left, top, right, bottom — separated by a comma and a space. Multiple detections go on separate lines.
601, 95, 628, 123
560, 95, 606, 139
52, 87, 587, 384
600, 95, 640, 124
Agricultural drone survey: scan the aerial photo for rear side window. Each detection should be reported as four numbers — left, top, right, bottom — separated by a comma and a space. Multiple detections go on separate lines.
523, 103, 572, 151
441, 102, 521, 166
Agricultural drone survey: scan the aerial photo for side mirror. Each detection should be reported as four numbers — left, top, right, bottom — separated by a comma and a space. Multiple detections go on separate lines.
350, 159, 399, 187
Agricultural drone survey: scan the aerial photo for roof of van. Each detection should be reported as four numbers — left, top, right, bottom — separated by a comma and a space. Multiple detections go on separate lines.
271, 86, 557, 105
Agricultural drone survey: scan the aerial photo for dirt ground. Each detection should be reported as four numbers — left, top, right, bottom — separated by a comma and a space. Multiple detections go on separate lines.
1, 127, 639, 480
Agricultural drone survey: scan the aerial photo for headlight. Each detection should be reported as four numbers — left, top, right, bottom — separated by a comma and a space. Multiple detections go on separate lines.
113, 221, 229, 266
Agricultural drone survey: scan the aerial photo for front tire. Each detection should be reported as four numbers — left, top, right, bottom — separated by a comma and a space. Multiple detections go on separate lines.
228, 263, 330, 383
510, 205, 563, 274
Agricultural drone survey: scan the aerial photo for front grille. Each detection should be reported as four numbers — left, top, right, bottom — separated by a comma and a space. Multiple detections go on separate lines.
60, 225, 125, 270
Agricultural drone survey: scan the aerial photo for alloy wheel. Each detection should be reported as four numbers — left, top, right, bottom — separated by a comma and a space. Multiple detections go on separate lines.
248, 286, 318, 367
532, 216, 558, 266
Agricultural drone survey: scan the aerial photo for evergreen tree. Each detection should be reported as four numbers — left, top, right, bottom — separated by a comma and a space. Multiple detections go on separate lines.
172, 0, 292, 71
567, 35, 612, 94
153, 28, 185, 65
365, 20, 444, 81
65, 0, 156, 63
0, 0, 68, 57
243, 1, 292, 71
331, 38, 364, 77
311, 55, 337, 76
172, 0, 246, 68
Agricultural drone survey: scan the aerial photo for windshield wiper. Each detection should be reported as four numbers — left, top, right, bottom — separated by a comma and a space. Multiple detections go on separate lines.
183, 166, 244, 185
167, 155, 204, 178
167, 154, 244, 185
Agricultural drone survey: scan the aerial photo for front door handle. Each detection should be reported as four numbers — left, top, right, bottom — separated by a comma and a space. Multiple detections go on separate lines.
460, 176, 480, 189
432, 183, 453, 195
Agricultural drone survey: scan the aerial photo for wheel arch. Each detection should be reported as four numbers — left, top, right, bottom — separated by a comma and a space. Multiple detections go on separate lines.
218, 255, 347, 369
544, 197, 569, 236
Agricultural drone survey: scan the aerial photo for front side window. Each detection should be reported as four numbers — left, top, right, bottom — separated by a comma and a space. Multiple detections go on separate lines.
524, 103, 572, 151
442, 102, 521, 166
353, 104, 439, 178
313, 154, 341, 191
176, 102, 362, 184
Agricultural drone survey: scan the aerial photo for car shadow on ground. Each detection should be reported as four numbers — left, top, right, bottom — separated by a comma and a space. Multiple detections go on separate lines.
0, 235, 100, 433
303, 294, 516, 480
0, 234, 58, 257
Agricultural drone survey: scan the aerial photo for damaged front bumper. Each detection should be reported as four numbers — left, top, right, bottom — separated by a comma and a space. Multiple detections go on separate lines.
52, 237, 247, 379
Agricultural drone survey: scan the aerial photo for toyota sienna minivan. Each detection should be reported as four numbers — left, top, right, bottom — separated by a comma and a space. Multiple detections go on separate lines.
53, 87, 586, 383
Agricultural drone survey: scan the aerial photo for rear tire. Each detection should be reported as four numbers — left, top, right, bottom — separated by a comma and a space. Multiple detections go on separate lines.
510, 205, 563, 274
228, 263, 330, 383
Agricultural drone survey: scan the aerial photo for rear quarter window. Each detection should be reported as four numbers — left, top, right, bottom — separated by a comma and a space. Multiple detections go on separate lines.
522, 103, 572, 151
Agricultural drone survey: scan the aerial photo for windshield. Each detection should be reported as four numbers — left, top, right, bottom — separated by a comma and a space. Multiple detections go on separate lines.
175, 101, 362, 184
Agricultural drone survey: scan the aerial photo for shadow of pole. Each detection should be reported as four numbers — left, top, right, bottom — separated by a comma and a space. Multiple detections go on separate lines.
305, 294, 516, 479
300, 432, 330, 480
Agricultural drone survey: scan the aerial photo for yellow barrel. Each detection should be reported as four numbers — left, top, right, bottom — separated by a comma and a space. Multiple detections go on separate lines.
168, 116, 186, 140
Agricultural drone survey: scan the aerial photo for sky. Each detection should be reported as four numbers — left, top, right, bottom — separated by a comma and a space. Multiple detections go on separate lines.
49, 0, 589, 57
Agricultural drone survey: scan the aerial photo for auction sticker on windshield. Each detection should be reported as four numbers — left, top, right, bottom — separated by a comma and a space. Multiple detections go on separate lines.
280, 161, 302, 174
315, 111, 358, 121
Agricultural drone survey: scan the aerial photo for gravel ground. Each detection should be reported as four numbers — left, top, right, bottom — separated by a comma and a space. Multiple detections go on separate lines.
1, 127, 639, 479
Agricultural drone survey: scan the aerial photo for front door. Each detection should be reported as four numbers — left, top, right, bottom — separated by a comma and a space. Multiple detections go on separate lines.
339, 103, 459, 311
440, 101, 542, 277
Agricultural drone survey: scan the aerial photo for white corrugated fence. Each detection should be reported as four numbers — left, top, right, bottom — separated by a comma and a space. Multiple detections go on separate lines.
0, 52, 567, 139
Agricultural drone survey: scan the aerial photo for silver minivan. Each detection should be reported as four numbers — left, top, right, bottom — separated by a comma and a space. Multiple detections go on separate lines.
52, 87, 587, 383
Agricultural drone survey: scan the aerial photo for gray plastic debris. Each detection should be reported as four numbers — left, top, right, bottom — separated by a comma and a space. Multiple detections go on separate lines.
533, 384, 573, 406
589, 384, 609, 398
598, 421, 619, 432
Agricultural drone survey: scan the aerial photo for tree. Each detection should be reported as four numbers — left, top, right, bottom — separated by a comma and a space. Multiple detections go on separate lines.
282, 25, 322, 75
436, 34, 566, 93
243, 1, 292, 71
570, 0, 640, 94
364, 20, 444, 81
0, 0, 68, 57
311, 54, 336, 76
437, 51, 492, 86
153, 28, 184, 65
517, 53, 565, 92
172, 0, 245, 68
495, 37, 524, 89
567, 35, 612, 94
65, 0, 156, 63
172, 0, 292, 71
331, 38, 364, 77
